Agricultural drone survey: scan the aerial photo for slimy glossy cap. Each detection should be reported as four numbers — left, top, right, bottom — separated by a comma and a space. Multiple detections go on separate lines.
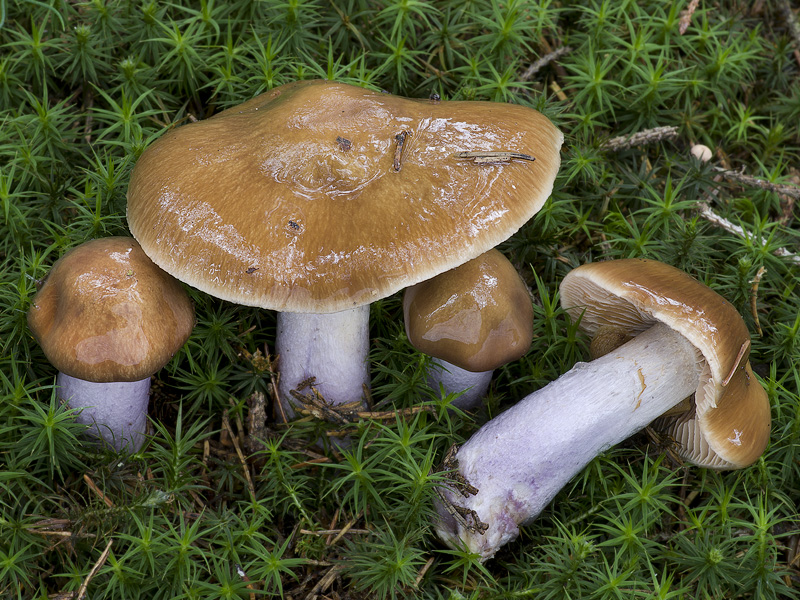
28, 237, 195, 382
559, 258, 770, 469
127, 80, 563, 313
403, 249, 533, 372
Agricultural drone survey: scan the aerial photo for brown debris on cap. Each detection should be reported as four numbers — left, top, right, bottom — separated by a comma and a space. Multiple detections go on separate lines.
127, 80, 563, 313
403, 249, 533, 372
559, 258, 770, 469
28, 237, 195, 383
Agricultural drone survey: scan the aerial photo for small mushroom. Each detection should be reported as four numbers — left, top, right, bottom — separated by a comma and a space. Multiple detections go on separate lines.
27, 237, 194, 452
690, 144, 713, 162
403, 249, 533, 410
433, 258, 770, 560
126, 80, 562, 419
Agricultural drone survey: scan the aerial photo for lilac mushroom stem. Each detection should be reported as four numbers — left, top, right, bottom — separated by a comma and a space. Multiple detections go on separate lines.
57, 373, 150, 453
427, 358, 493, 411
433, 322, 702, 561
276, 306, 370, 419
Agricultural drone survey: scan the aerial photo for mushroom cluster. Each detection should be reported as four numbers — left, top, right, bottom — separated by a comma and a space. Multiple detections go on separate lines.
27, 237, 194, 452
433, 258, 770, 561
126, 79, 562, 419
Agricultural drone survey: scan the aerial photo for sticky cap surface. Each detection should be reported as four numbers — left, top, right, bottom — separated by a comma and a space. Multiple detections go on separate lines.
559, 258, 769, 468
404, 249, 533, 372
127, 80, 563, 313
28, 237, 195, 382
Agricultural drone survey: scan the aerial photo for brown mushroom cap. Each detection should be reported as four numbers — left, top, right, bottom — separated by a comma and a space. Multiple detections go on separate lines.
559, 258, 770, 469
403, 249, 533, 372
27, 237, 195, 383
127, 80, 563, 313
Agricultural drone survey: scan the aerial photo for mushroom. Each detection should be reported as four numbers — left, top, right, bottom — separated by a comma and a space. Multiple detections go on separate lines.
690, 144, 713, 162
433, 258, 770, 561
126, 80, 562, 419
27, 237, 195, 452
403, 249, 533, 411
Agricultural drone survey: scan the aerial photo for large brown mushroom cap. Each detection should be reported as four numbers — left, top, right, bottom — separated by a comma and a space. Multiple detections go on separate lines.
559, 258, 770, 469
127, 80, 563, 313
403, 249, 533, 372
28, 237, 195, 383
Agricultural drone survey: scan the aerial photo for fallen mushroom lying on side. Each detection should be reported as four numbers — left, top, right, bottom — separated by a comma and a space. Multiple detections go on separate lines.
433, 258, 771, 561
27, 237, 195, 452
403, 249, 533, 411
126, 80, 562, 420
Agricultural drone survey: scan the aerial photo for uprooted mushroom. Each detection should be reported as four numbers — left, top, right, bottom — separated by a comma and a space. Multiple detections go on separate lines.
433, 258, 771, 561
126, 79, 562, 421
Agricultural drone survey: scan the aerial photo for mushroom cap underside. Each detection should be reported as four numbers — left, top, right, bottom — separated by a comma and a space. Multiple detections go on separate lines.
27, 237, 195, 382
558, 258, 770, 468
656, 360, 770, 468
403, 249, 533, 372
127, 79, 563, 313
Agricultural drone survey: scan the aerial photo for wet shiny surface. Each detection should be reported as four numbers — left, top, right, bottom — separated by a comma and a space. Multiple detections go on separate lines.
403, 249, 533, 372
559, 259, 750, 384
127, 80, 563, 313
28, 237, 195, 382
559, 258, 769, 468
698, 360, 769, 467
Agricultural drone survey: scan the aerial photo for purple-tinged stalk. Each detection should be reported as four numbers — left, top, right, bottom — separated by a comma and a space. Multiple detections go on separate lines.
433, 322, 701, 561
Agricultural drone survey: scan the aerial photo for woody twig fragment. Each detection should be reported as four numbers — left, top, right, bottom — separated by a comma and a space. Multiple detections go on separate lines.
290, 379, 434, 424
601, 126, 679, 151
697, 202, 800, 265
453, 151, 535, 164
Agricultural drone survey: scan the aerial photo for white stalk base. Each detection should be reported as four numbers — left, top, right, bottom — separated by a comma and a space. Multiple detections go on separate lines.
276, 306, 370, 420
57, 373, 150, 453
433, 322, 702, 561
428, 358, 492, 412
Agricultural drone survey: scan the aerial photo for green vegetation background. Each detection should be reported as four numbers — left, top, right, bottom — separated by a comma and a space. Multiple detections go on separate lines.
1, 0, 799, 598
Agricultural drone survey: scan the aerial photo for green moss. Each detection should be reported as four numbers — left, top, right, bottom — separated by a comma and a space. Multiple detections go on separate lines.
0, 0, 798, 598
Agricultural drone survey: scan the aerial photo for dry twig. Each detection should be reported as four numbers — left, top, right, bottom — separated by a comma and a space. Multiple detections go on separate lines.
291, 384, 434, 424
75, 540, 113, 600
697, 202, 800, 265
305, 564, 344, 600
83, 474, 113, 508
777, 0, 800, 68
679, 0, 700, 34
519, 46, 572, 81
713, 167, 800, 200
245, 390, 268, 452
750, 266, 767, 336
414, 556, 435, 588
223, 416, 257, 501
601, 126, 679, 151
263, 343, 286, 423
329, 513, 363, 547
299, 528, 370, 536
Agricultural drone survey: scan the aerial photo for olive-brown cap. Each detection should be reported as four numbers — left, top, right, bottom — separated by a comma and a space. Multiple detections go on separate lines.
28, 237, 195, 383
403, 249, 533, 372
127, 80, 563, 313
558, 258, 770, 469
